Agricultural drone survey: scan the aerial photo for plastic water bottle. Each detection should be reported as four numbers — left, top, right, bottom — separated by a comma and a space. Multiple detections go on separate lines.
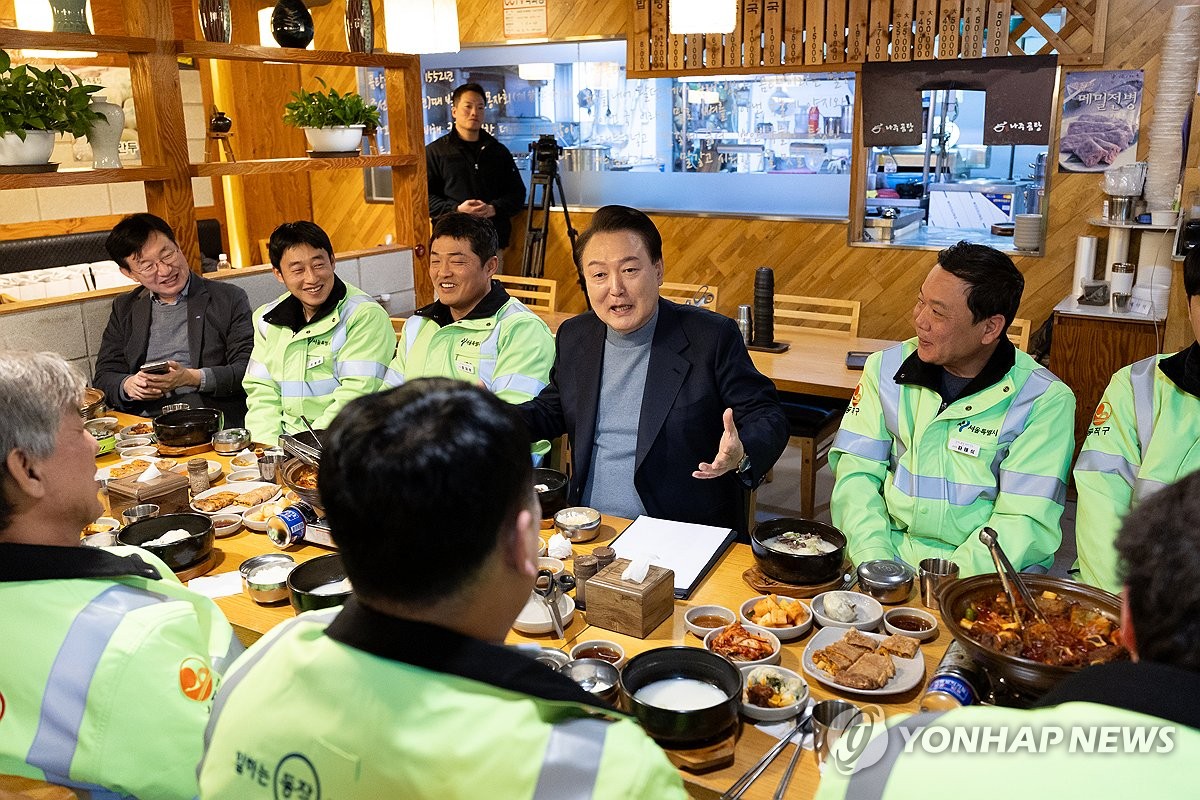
216, 253, 232, 271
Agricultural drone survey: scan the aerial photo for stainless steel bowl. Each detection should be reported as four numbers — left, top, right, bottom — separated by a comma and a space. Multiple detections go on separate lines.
244, 561, 296, 604
857, 560, 916, 604
212, 427, 252, 454
554, 506, 601, 542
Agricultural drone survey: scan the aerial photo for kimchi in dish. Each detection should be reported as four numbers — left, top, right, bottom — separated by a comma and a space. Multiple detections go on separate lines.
957, 590, 1127, 667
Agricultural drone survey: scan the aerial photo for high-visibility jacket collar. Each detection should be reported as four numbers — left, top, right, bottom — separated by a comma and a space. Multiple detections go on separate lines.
0, 542, 160, 582
1035, 660, 1200, 729
894, 336, 1016, 403
1157, 340, 1200, 398
417, 279, 511, 327
263, 275, 348, 333
327, 597, 618, 711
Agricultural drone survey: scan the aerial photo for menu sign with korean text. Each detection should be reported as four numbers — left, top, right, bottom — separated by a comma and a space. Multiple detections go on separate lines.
503, 0, 547, 38
1057, 70, 1143, 173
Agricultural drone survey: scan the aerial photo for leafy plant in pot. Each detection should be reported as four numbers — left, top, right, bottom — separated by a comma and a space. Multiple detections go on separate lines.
0, 49, 102, 167
282, 76, 380, 156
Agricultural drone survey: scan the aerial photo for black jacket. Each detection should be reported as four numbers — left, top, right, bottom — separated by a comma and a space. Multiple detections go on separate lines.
93, 274, 254, 425
518, 300, 790, 533
426, 127, 526, 247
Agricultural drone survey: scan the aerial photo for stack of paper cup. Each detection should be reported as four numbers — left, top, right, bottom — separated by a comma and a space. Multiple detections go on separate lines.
1013, 214, 1043, 251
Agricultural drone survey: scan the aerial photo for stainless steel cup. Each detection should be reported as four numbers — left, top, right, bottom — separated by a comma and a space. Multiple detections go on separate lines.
1112, 292, 1132, 312
919, 558, 960, 610
559, 658, 622, 708
121, 504, 159, 525
812, 699, 861, 764
258, 450, 288, 483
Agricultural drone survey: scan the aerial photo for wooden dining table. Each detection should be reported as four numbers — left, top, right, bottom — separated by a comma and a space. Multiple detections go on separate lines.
96, 419, 945, 800
528, 309, 896, 400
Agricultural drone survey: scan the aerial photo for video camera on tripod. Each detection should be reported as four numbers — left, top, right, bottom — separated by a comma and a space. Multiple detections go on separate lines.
528, 134, 563, 178
520, 134, 579, 287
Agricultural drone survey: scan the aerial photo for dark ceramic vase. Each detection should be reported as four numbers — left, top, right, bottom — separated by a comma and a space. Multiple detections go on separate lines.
198, 0, 232, 44
209, 110, 232, 134
345, 0, 374, 54
48, 0, 91, 34
271, 0, 314, 49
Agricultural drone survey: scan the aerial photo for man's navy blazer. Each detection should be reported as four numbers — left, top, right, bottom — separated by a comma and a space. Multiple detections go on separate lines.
519, 299, 789, 533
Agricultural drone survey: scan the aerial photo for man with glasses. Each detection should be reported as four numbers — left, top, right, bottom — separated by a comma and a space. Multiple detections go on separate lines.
243, 221, 394, 445
94, 213, 254, 424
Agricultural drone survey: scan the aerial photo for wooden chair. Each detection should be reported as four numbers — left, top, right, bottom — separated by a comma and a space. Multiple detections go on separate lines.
390, 317, 405, 338
773, 294, 860, 337
773, 294, 863, 519
496, 274, 557, 313
661, 281, 719, 311
1007, 317, 1031, 352
257, 238, 271, 266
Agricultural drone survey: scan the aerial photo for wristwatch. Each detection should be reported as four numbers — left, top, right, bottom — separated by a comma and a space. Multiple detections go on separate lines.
737, 452, 751, 474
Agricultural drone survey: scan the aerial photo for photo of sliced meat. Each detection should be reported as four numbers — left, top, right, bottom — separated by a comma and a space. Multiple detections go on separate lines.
1059, 116, 1136, 168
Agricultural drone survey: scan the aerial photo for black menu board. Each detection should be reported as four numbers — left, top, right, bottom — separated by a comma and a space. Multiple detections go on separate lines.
862, 56, 1057, 147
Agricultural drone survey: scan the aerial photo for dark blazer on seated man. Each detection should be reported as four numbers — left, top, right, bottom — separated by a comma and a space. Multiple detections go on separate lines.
93, 213, 254, 425
521, 299, 788, 532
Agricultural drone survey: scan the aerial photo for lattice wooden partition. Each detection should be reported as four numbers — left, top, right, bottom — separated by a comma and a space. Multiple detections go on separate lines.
629, 0, 1108, 73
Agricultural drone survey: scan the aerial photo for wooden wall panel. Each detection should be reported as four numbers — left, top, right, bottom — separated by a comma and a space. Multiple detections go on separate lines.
487, 1, 1196, 350
456, 0, 627, 43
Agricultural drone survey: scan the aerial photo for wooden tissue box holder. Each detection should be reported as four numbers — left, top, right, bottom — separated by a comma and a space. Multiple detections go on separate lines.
585, 558, 674, 639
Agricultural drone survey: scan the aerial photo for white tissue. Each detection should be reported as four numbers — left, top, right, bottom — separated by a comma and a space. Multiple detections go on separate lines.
137, 463, 163, 483
621, 554, 653, 583
546, 533, 572, 559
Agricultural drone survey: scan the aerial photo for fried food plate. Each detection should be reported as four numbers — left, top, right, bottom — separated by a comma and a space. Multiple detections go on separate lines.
190, 481, 281, 516
801, 626, 925, 697
97, 458, 222, 482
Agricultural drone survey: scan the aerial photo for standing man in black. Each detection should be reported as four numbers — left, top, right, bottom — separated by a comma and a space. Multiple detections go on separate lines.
426, 83, 527, 258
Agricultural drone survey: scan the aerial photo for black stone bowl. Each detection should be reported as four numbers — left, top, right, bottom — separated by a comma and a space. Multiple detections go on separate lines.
287, 553, 351, 613
620, 646, 741, 747
750, 517, 846, 585
533, 467, 569, 520
154, 408, 223, 447
117, 513, 214, 572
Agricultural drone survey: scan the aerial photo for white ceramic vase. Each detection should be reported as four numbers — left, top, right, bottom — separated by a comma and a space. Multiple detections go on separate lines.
302, 125, 363, 154
88, 95, 124, 169
0, 130, 56, 166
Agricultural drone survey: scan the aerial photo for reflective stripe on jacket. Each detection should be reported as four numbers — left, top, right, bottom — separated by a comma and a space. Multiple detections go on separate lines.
385, 296, 554, 404
829, 338, 1075, 575
0, 546, 240, 799
243, 284, 395, 444
1074, 352, 1200, 592
197, 611, 686, 800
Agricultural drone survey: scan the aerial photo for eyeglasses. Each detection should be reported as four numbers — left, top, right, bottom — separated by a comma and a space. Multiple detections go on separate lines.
129, 246, 183, 275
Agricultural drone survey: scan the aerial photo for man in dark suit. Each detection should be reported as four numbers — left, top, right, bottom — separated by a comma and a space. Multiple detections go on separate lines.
93, 214, 254, 425
518, 206, 788, 533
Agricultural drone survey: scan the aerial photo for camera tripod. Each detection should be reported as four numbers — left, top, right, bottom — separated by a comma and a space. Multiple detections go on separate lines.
520, 136, 579, 293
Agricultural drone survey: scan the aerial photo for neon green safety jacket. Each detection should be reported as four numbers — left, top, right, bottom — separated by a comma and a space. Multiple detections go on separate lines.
814, 662, 1200, 800
198, 600, 686, 799
386, 283, 554, 405
0, 543, 241, 800
243, 280, 395, 445
829, 338, 1075, 575
1074, 346, 1200, 593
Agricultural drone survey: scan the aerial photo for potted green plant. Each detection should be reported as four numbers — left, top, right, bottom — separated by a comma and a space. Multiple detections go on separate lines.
0, 49, 102, 167
282, 76, 381, 155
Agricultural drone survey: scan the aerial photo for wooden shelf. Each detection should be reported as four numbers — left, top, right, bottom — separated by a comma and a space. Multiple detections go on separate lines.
176, 40, 416, 69
0, 28, 161, 54
189, 154, 418, 177
0, 166, 170, 189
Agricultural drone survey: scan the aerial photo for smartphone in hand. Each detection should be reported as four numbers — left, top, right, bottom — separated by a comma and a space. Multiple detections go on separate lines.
139, 360, 171, 375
